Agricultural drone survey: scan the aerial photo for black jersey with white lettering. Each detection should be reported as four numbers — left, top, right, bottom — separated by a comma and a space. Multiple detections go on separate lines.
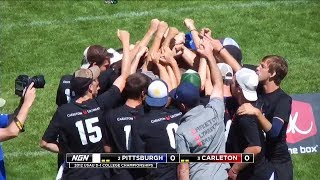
42, 86, 121, 179
56, 75, 75, 106
56, 68, 119, 107
259, 88, 292, 163
105, 104, 144, 153
105, 104, 145, 180
131, 107, 182, 180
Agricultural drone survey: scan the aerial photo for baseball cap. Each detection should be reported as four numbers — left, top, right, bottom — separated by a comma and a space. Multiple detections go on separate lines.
0, 98, 6, 108
235, 68, 259, 101
219, 37, 242, 65
81, 46, 91, 69
145, 79, 168, 107
107, 48, 123, 65
71, 66, 101, 95
170, 82, 200, 107
180, 69, 201, 88
217, 63, 233, 81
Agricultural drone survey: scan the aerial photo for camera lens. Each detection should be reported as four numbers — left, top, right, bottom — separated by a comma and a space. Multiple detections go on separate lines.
30, 75, 45, 88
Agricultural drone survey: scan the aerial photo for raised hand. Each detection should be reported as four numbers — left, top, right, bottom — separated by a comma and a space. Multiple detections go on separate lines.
149, 19, 160, 33
210, 39, 224, 53
156, 21, 169, 38
151, 51, 161, 64
172, 44, 185, 57
200, 28, 213, 40
184, 18, 196, 31
197, 36, 214, 58
160, 46, 175, 64
162, 27, 179, 48
23, 82, 36, 107
174, 32, 186, 45
117, 29, 130, 43
136, 46, 148, 59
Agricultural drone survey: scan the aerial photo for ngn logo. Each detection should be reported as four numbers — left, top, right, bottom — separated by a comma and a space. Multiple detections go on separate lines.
71, 155, 90, 162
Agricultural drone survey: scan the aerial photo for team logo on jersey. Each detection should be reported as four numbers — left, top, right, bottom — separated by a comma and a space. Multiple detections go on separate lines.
117, 117, 134, 121
150, 112, 182, 123
66, 107, 100, 117
286, 100, 317, 143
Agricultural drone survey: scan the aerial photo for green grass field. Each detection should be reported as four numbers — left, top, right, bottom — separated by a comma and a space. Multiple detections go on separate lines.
1, 0, 320, 179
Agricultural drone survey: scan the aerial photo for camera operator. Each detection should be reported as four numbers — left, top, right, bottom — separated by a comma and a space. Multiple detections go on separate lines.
0, 83, 36, 180
0, 83, 36, 141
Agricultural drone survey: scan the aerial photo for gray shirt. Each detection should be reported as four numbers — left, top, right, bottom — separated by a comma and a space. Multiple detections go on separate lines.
175, 97, 229, 180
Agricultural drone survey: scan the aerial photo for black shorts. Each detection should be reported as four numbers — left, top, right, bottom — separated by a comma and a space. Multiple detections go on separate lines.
57, 153, 64, 171
272, 160, 293, 180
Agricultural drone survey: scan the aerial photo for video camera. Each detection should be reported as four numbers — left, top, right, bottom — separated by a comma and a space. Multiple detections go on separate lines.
15, 75, 45, 97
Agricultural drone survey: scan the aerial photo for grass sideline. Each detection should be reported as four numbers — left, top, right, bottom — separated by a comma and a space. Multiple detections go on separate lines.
1, 1, 320, 179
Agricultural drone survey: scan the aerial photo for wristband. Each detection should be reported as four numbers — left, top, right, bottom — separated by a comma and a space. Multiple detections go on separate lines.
218, 47, 225, 54
14, 116, 25, 132
190, 28, 197, 32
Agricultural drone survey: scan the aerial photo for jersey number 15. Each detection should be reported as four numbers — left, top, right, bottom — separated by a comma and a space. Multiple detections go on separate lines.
75, 117, 102, 145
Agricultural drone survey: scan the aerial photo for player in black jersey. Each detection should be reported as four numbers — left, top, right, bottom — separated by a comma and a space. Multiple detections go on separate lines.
227, 68, 274, 180
131, 79, 182, 180
54, 45, 122, 170
41, 30, 131, 180
237, 55, 293, 180
105, 72, 150, 180
55, 45, 118, 107
208, 37, 293, 179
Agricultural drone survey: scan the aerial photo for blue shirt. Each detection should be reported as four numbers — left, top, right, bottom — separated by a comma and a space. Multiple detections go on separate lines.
0, 114, 10, 161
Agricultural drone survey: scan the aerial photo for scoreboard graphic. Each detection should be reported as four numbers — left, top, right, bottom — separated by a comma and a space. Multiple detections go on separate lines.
66, 153, 254, 168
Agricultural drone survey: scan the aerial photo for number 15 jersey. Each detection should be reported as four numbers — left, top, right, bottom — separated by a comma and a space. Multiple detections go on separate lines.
42, 86, 121, 179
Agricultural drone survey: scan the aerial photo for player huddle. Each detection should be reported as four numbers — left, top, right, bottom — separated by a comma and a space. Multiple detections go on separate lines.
40, 18, 293, 180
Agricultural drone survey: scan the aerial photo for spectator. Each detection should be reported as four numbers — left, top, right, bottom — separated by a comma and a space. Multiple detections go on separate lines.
0, 84, 36, 180
226, 68, 274, 180
0, 84, 36, 141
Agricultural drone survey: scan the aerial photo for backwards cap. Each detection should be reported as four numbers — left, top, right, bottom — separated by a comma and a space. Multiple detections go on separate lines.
169, 82, 200, 107
217, 63, 233, 82
71, 66, 101, 96
180, 69, 201, 88
107, 48, 123, 65
235, 68, 259, 101
219, 37, 242, 65
145, 79, 168, 107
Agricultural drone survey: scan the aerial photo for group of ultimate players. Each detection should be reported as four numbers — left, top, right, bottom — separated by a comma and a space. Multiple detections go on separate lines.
39, 18, 293, 180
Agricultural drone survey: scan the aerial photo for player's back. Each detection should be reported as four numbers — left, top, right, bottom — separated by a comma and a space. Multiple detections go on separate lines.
56, 99, 110, 179
131, 106, 182, 180
131, 107, 182, 153
58, 100, 106, 154
56, 75, 75, 106
106, 104, 144, 153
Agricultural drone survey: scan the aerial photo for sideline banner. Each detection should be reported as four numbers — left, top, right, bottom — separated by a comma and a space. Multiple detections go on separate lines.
287, 93, 320, 154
